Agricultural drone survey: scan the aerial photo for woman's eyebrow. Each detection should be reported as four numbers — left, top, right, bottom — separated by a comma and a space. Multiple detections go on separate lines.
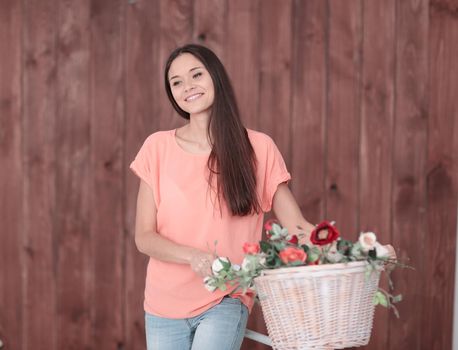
169, 66, 204, 81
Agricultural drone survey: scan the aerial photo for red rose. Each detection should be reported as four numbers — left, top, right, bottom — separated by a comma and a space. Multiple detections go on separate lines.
288, 235, 299, 245
279, 247, 307, 264
243, 242, 261, 255
310, 221, 340, 246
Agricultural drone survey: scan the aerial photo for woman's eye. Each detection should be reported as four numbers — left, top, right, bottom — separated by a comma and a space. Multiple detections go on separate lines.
193, 72, 202, 79
171, 81, 181, 87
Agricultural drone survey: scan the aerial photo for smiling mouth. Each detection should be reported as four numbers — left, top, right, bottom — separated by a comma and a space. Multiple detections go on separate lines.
185, 93, 203, 102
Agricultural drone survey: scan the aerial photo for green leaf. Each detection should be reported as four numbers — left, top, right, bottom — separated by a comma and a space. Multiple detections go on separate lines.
368, 249, 377, 259
392, 294, 403, 303
301, 244, 310, 253
272, 242, 286, 252
220, 258, 232, 270
379, 293, 388, 307
265, 256, 276, 267
272, 223, 282, 236
351, 242, 363, 257
365, 266, 373, 279
374, 291, 388, 307
307, 248, 320, 263
260, 241, 271, 253
337, 239, 353, 256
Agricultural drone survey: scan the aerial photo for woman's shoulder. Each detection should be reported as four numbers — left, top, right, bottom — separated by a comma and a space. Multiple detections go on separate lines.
141, 129, 174, 147
246, 128, 275, 148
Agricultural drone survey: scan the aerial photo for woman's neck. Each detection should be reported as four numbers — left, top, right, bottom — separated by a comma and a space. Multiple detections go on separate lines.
187, 111, 211, 143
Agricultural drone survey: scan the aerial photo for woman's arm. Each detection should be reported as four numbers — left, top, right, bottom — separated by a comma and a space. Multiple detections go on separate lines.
134, 179, 213, 275
271, 182, 315, 245
272, 183, 396, 262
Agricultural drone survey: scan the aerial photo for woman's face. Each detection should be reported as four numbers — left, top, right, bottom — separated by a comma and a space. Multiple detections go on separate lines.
168, 53, 215, 116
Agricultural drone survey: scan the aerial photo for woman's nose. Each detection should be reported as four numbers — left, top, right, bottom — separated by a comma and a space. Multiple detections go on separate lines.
184, 80, 196, 93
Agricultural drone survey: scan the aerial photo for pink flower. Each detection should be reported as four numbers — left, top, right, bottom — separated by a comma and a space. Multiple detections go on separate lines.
243, 242, 261, 255
279, 247, 307, 264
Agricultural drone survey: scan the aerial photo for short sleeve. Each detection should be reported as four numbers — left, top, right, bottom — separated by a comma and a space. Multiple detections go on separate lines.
261, 136, 291, 212
129, 135, 160, 206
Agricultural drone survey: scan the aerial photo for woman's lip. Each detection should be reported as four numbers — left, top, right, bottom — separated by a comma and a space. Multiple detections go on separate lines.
185, 93, 203, 102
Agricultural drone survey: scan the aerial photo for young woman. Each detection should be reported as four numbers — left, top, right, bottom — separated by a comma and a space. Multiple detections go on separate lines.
130, 44, 316, 350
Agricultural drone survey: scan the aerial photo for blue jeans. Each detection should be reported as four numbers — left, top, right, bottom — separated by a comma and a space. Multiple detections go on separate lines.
144, 296, 249, 350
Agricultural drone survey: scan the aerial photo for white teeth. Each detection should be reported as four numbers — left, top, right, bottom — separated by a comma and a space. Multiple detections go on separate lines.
185, 93, 202, 102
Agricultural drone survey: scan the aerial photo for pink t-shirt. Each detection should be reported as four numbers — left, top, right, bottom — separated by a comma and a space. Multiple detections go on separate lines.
130, 128, 291, 318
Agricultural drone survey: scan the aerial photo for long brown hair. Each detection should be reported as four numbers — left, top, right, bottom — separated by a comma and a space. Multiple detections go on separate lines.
164, 44, 261, 216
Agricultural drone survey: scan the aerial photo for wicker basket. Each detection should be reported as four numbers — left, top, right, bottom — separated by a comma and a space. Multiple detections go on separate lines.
253, 261, 381, 350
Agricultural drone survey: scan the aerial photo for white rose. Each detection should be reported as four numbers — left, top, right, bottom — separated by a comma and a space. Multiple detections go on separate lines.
374, 242, 389, 258
203, 276, 217, 292
359, 232, 377, 252
212, 257, 230, 275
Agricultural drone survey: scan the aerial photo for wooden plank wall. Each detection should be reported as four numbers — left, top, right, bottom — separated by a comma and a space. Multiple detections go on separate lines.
1, 0, 457, 349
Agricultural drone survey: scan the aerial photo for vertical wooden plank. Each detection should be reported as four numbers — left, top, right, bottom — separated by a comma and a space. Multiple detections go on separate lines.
257, 0, 293, 165
90, 0, 125, 348
225, 0, 260, 129
389, 0, 429, 348
325, 0, 363, 236
157, 0, 194, 131
124, 0, 160, 348
22, 0, 58, 349
290, 0, 327, 224
55, 1, 92, 349
359, 1, 396, 349
193, 0, 226, 58
422, 1, 458, 348
0, 1, 23, 349
240, 3, 293, 349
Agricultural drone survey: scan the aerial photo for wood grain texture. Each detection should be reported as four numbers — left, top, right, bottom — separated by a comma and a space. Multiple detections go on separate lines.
0, 1, 23, 349
55, 1, 92, 349
124, 0, 161, 348
22, 0, 58, 348
422, 1, 458, 348
0, 1, 457, 349
257, 0, 293, 166
389, 0, 429, 348
224, 0, 260, 129
358, 1, 396, 349
158, 0, 194, 131
193, 0, 226, 58
290, 0, 327, 224
89, 0, 125, 348
325, 0, 363, 237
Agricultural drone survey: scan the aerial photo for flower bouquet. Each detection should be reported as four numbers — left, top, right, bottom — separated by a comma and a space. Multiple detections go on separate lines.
204, 221, 405, 349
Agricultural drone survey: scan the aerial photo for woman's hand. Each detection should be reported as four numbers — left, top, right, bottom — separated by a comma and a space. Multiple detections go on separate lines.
189, 250, 215, 277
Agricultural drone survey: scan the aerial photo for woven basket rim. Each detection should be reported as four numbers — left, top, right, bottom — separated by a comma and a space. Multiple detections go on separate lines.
258, 260, 381, 277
